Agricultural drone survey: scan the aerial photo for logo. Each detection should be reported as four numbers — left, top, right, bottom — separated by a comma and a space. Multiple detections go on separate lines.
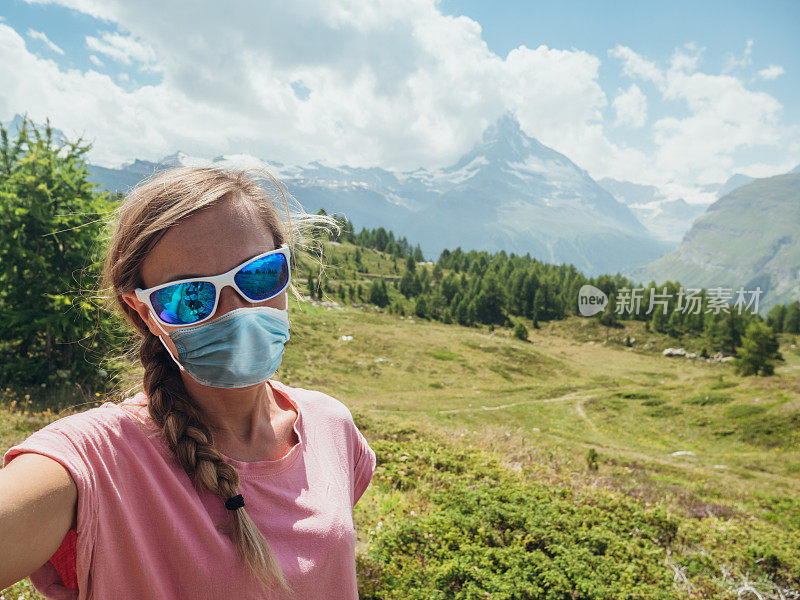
578, 285, 608, 317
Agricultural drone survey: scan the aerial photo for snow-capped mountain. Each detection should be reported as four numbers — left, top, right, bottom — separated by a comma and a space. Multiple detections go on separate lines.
601, 164, 800, 245
598, 178, 708, 243
87, 113, 673, 276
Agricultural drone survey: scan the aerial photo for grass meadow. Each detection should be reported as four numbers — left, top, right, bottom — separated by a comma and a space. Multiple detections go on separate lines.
2, 292, 800, 598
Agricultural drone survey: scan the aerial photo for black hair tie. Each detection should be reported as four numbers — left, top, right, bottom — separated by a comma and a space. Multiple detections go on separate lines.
225, 494, 245, 511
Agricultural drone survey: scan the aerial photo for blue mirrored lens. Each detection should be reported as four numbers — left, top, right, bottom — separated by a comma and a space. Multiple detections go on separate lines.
234, 253, 288, 300
150, 281, 216, 325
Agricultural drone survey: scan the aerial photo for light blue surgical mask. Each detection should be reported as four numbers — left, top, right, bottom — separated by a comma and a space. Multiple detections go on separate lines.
152, 306, 291, 389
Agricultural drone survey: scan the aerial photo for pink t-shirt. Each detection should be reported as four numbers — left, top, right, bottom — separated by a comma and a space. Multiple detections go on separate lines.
2, 379, 377, 600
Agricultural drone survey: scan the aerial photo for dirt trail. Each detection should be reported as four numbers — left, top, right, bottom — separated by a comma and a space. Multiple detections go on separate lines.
371, 386, 799, 489
435, 391, 595, 414
574, 398, 597, 432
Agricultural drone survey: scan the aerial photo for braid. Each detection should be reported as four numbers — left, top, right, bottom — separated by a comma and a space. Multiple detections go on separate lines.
140, 332, 297, 598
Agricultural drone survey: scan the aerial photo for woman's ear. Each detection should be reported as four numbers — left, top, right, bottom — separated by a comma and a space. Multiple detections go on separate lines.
121, 292, 154, 330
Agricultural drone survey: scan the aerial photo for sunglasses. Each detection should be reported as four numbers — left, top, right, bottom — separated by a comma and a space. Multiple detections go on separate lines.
135, 244, 291, 327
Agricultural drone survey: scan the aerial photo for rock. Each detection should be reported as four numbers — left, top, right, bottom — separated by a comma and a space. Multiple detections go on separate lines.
339, 335, 353, 341
662, 347, 687, 357
670, 450, 696, 456
311, 299, 342, 310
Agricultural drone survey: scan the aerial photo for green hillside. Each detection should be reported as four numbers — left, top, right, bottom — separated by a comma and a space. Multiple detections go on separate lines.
2, 121, 797, 598
4, 244, 800, 598
629, 173, 800, 312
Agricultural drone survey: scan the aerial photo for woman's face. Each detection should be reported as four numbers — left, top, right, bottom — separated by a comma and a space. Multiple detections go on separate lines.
122, 199, 287, 340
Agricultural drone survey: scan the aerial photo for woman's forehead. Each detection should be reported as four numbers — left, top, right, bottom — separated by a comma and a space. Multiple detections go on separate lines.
141, 201, 276, 288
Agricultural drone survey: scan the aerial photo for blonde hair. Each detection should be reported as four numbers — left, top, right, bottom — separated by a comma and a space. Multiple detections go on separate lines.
101, 166, 338, 596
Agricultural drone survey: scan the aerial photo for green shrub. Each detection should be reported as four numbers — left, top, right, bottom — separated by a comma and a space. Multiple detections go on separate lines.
740, 413, 800, 449
646, 404, 683, 418
683, 392, 733, 405
356, 419, 800, 597
586, 448, 599, 471
614, 390, 656, 400
641, 398, 666, 406
725, 404, 766, 419
0, 116, 122, 390
590, 397, 625, 411
364, 470, 676, 599
431, 349, 459, 361
708, 377, 737, 390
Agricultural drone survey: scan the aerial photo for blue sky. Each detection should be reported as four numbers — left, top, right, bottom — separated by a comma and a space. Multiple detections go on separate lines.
441, 0, 800, 130
1, 0, 798, 203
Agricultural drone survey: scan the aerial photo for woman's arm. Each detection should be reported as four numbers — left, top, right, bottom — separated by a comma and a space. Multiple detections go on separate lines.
0, 452, 78, 589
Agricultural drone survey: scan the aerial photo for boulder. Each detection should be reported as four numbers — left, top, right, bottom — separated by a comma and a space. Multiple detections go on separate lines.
662, 347, 687, 357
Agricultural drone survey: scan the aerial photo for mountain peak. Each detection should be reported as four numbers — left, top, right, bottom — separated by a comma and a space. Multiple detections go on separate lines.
444, 111, 577, 176
481, 111, 524, 143
160, 150, 186, 162
159, 151, 210, 168
3, 113, 69, 145
443, 112, 537, 171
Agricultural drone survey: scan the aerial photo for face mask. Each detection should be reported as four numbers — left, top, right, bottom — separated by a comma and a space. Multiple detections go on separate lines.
151, 306, 291, 389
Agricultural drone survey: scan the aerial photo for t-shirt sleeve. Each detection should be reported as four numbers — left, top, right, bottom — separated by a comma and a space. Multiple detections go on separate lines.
351, 422, 377, 506
2, 422, 96, 519
2, 417, 99, 597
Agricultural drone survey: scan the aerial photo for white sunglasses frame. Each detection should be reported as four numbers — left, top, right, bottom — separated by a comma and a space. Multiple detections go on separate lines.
135, 244, 291, 328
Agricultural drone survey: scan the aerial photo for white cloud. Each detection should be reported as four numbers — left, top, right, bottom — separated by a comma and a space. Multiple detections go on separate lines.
609, 43, 792, 192
2, 2, 627, 177
723, 38, 753, 72
612, 84, 647, 127
23, 0, 117, 22
608, 45, 663, 84
85, 31, 157, 67
735, 159, 798, 179
4, 1, 797, 200
89, 54, 104, 67
670, 42, 704, 73
26, 29, 64, 55
757, 64, 785, 80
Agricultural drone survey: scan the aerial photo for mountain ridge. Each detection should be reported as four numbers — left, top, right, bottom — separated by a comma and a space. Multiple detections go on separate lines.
626, 172, 800, 312
86, 113, 671, 276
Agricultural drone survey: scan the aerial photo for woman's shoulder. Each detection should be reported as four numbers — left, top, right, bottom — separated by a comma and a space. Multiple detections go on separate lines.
2, 392, 159, 495
8, 392, 153, 455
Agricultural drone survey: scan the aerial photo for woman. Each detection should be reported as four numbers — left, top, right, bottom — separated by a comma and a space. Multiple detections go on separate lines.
0, 167, 377, 599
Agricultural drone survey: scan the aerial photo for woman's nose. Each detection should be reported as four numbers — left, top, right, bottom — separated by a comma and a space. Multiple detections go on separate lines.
215, 285, 249, 317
